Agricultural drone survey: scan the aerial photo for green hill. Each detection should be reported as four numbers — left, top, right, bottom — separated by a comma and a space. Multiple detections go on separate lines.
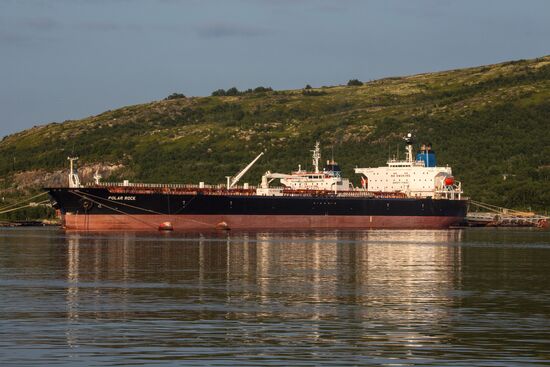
1, 56, 550, 218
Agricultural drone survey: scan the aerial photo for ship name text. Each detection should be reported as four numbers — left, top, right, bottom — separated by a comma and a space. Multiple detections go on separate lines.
108, 196, 136, 201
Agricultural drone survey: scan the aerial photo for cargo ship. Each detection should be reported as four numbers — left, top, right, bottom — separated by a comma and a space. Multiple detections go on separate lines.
47, 134, 468, 231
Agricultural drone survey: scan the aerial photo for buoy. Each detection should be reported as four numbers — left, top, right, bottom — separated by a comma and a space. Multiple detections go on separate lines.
444, 177, 455, 186
216, 221, 230, 230
158, 221, 174, 231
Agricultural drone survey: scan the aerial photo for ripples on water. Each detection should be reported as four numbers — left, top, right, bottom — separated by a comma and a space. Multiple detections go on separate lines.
0, 228, 549, 366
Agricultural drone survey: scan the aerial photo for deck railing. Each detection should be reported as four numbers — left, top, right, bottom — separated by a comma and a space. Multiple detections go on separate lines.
83, 182, 422, 199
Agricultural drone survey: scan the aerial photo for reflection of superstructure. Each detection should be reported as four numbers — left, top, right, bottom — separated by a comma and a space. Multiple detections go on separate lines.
66, 234, 79, 348
47, 134, 468, 230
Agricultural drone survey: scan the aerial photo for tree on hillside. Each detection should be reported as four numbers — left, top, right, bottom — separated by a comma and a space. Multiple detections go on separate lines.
211, 89, 226, 96
164, 92, 186, 100
347, 79, 363, 86
225, 87, 240, 96
253, 86, 273, 93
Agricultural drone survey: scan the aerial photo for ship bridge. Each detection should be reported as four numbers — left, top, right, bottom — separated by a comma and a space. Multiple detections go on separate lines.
257, 142, 352, 196
354, 134, 462, 200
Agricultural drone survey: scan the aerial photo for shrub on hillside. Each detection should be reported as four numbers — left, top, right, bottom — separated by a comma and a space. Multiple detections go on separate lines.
211, 89, 227, 96
164, 93, 186, 100
253, 86, 273, 93
211, 86, 273, 97
302, 89, 327, 96
225, 87, 240, 96
347, 79, 363, 86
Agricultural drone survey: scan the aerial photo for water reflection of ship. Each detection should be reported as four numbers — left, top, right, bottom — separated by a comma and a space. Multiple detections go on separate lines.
64, 230, 463, 351
64, 230, 463, 319
66, 235, 79, 348
65, 233, 134, 348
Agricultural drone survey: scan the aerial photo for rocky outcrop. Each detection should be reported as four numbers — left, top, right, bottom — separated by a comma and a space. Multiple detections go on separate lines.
2, 163, 124, 195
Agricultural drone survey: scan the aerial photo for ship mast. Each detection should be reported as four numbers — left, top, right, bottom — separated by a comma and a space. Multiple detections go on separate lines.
403, 133, 414, 163
93, 170, 102, 185
311, 141, 321, 173
67, 157, 81, 188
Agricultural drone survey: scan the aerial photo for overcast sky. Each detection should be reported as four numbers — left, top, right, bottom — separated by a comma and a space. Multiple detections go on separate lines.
1, 0, 549, 138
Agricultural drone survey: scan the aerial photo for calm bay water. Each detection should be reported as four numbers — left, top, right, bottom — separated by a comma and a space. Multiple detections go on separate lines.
0, 227, 549, 366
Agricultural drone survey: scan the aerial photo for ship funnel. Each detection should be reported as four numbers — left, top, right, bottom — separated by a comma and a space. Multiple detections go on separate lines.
416, 142, 437, 167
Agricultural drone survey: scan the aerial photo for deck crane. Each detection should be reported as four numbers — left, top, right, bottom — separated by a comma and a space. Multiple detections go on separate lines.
226, 152, 264, 189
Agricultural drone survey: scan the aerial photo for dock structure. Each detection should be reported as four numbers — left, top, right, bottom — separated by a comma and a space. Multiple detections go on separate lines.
467, 201, 549, 228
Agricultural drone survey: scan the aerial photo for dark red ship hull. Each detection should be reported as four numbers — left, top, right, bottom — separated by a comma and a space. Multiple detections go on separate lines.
61, 213, 464, 231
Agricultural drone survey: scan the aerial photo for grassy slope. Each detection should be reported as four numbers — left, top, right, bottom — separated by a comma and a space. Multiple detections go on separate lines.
1, 56, 550, 212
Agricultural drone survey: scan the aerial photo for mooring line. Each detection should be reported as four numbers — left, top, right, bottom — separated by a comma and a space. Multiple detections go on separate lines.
69, 191, 158, 230
0, 192, 49, 212
71, 190, 217, 229
0, 199, 51, 215
74, 190, 163, 214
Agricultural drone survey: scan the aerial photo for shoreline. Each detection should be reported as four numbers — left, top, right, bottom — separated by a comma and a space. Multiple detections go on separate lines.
0, 220, 60, 228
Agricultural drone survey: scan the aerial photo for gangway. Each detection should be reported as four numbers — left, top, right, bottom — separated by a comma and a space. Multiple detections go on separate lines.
468, 200, 548, 228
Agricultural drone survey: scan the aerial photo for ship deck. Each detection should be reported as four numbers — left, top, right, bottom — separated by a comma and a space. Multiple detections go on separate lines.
80, 182, 413, 199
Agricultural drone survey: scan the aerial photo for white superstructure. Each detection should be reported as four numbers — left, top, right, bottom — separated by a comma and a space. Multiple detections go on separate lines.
255, 135, 462, 199
257, 142, 351, 195
354, 133, 462, 199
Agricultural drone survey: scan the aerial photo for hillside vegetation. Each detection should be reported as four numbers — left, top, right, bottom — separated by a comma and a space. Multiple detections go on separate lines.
1, 56, 550, 218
